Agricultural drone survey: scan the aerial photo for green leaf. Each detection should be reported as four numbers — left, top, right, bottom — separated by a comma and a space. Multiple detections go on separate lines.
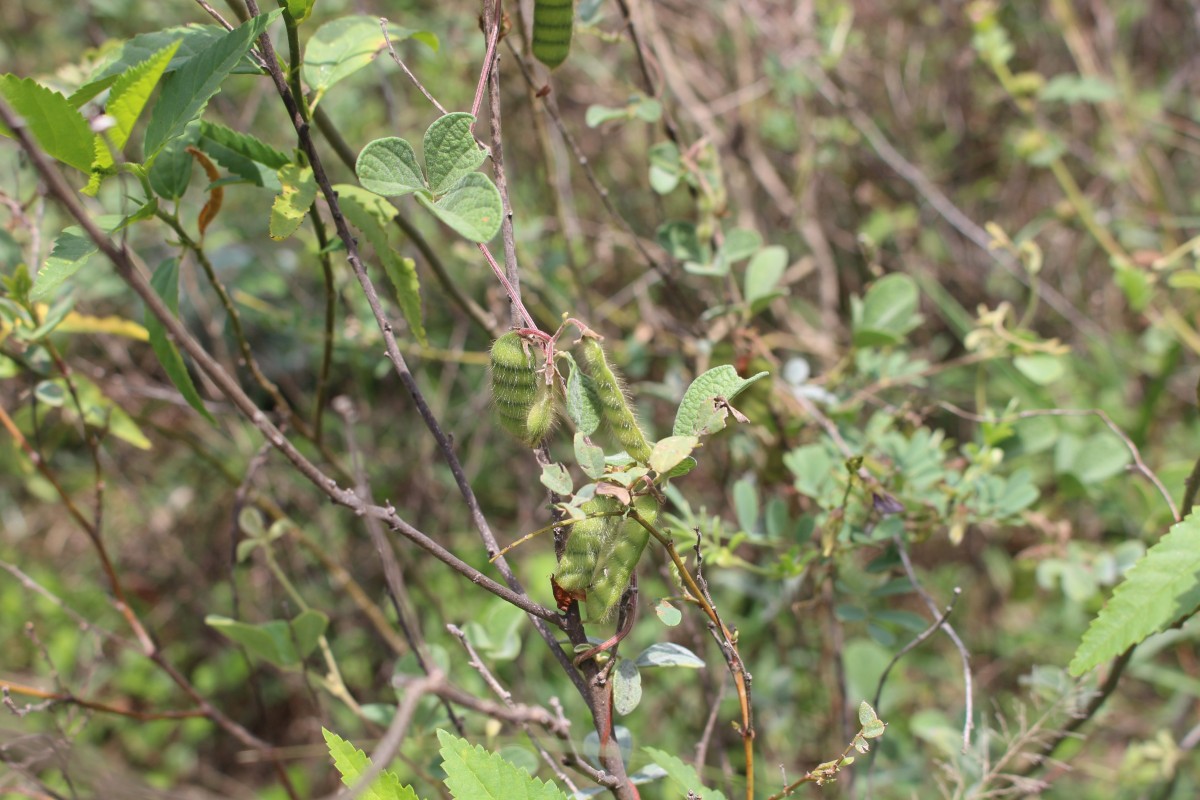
356, 137, 426, 197
437, 729, 570, 800
654, 599, 682, 626
647, 141, 681, 194
94, 41, 180, 172
423, 112, 487, 196
634, 642, 705, 669
149, 123, 199, 198
0, 75, 95, 173
269, 164, 317, 240
196, 120, 289, 189
648, 435, 698, 475
1039, 74, 1119, 105
563, 352, 602, 436
50, 374, 151, 449
19, 298, 74, 342
655, 221, 709, 269
612, 659, 642, 715
338, 186, 427, 345
852, 273, 922, 347
143, 11, 282, 156
31, 226, 100, 302
418, 172, 502, 243
733, 476, 758, 533
720, 228, 762, 263
322, 728, 420, 800
1013, 354, 1065, 386
540, 463, 573, 495
641, 747, 727, 800
145, 259, 215, 423
205, 609, 329, 667
744, 244, 787, 306
1069, 513, 1200, 676
303, 16, 437, 103
286, 0, 316, 24
462, 599, 526, 662
573, 432, 606, 480
672, 365, 768, 436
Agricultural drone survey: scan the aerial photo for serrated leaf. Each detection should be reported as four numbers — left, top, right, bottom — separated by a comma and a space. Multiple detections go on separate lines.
744, 244, 787, 306
564, 353, 602, 436
573, 432, 606, 479
269, 164, 316, 240
31, 227, 99, 301
648, 435, 698, 475
634, 642, 705, 669
323, 728, 420, 800
642, 747, 727, 800
613, 659, 642, 715
356, 137, 426, 197
145, 258, 215, 423
143, 11, 281, 156
1069, 513, 1200, 676
423, 112, 487, 195
196, 120, 289, 189
672, 365, 768, 437
437, 729, 570, 800
94, 41, 180, 173
540, 463, 573, 495
303, 16, 436, 102
338, 187, 427, 345
418, 172, 502, 243
0, 75, 95, 173
205, 609, 328, 667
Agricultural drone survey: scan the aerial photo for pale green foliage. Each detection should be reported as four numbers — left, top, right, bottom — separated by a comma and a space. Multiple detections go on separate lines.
437, 729, 570, 800
323, 728, 420, 800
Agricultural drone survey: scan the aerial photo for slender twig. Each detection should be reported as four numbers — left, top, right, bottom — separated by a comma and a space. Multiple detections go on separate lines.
872, 587, 963, 711
893, 534, 975, 751
1, 680, 206, 722
380, 18, 447, 115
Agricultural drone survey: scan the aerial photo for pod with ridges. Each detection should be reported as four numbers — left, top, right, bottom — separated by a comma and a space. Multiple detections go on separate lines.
579, 337, 652, 463
491, 332, 553, 445
553, 496, 619, 596
585, 495, 658, 622
532, 0, 574, 69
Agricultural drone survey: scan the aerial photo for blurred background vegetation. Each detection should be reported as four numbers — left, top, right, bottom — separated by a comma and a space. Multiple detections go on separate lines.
2, 0, 1200, 797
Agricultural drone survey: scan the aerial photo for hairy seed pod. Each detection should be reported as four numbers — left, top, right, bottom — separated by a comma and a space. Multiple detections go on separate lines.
525, 381, 559, 445
532, 0, 574, 69
553, 496, 620, 596
580, 337, 652, 463
490, 332, 547, 445
585, 495, 658, 622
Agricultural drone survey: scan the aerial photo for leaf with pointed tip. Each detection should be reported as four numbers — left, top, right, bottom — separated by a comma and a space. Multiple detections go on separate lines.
31, 216, 125, 301
205, 610, 328, 667
437, 729, 570, 800
269, 164, 316, 240
418, 172, 502, 243
338, 186, 427, 345
423, 112, 487, 195
672, 365, 768, 436
143, 11, 281, 156
648, 436, 698, 475
96, 41, 180, 168
196, 120, 289, 189
303, 16, 437, 101
0, 75, 95, 173
642, 747, 727, 800
356, 137, 426, 197
145, 259, 215, 423
322, 729, 420, 800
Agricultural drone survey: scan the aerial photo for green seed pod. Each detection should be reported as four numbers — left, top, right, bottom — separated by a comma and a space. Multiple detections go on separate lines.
525, 382, 559, 445
491, 332, 548, 446
579, 337, 652, 463
553, 496, 619, 595
532, 0, 574, 69
585, 495, 658, 622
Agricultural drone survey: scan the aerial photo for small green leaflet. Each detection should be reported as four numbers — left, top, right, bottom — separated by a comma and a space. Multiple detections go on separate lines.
145, 259, 215, 423
323, 728, 420, 800
851, 273, 922, 348
613, 658, 643, 715
269, 164, 316, 240
416, 172, 502, 243
672, 365, 768, 437
563, 351, 602, 436
303, 15, 437, 105
648, 435, 698, 475
1069, 512, 1200, 676
437, 729, 570, 800
337, 185, 427, 345
423, 112, 488, 195
205, 609, 328, 667
143, 10, 282, 156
